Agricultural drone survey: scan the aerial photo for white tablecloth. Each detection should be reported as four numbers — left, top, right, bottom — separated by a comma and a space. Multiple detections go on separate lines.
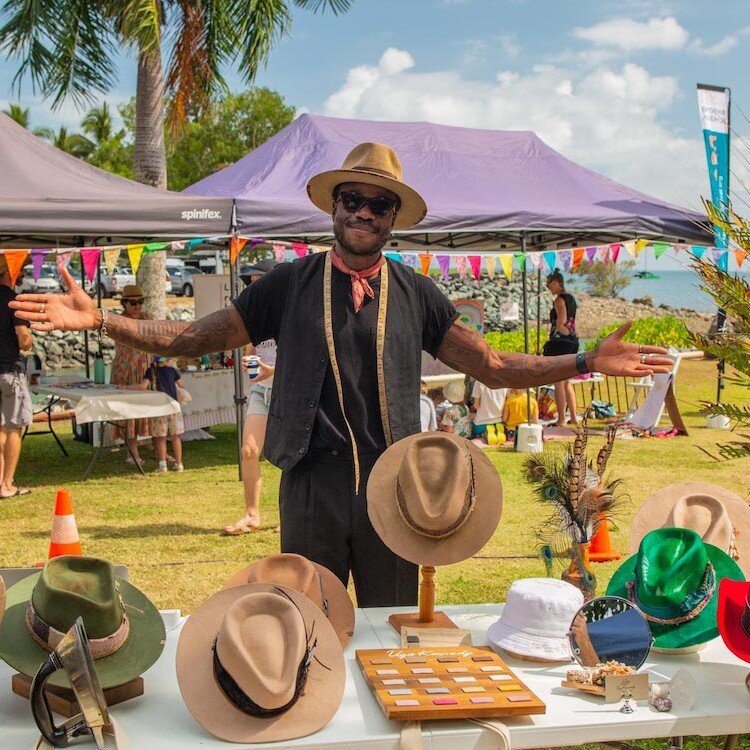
2, 603, 749, 749
179, 369, 236, 431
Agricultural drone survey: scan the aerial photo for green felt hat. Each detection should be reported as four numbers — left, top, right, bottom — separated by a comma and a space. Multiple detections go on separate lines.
0, 556, 165, 689
607, 527, 745, 651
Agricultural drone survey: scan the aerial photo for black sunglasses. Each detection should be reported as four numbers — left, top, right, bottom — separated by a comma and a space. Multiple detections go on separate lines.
336, 190, 398, 217
123, 299, 144, 306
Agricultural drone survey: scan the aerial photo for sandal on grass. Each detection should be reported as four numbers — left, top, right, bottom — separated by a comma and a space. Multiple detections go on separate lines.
1, 487, 31, 498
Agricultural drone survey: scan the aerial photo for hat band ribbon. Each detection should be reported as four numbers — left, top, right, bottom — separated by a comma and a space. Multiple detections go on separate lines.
395, 446, 476, 539
351, 165, 398, 180
625, 563, 716, 626
212, 639, 315, 718
25, 601, 130, 659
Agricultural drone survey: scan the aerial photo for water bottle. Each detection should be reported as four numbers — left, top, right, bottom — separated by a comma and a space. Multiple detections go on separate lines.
93, 353, 106, 384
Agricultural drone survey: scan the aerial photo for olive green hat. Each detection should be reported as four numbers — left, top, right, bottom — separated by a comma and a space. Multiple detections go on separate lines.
607, 527, 744, 651
0, 556, 165, 689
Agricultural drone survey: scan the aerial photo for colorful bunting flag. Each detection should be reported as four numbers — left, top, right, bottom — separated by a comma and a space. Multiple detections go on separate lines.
419, 253, 432, 275
584, 247, 597, 264
455, 255, 468, 278
127, 244, 145, 274
558, 250, 571, 271
543, 251, 557, 273
56, 251, 72, 273
31, 249, 47, 281
634, 239, 649, 256
499, 254, 513, 281
734, 249, 748, 268
385, 252, 403, 263
4, 250, 28, 286
401, 253, 418, 269
145, 242, 169, 252
600, 246, 610, 263
272, 244, 286, 263
673, 243, 687, 255
230, 236, 248, 265
80, 248, 101, 283
468, 255, 482, 280
513, 253, 526, 271
103, 247, 121, 275
485, 256, 496, 279
291, 242, 308, 259
571, 247, 585, 270
713, 249, 728, 272
690, 246, 706, 260
652, 242, 669, 260
186, 238, 205, 250
526, 253, 542, 270
436, 255, 451, 282
622, 240, 636, 257
611, 245, 621, 264
171, 241, 186, 252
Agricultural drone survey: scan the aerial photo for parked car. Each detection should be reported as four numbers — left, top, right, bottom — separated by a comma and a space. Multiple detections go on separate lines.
19, 264, 62, 294
167, 263, 203, 297
94, 265, 171, 298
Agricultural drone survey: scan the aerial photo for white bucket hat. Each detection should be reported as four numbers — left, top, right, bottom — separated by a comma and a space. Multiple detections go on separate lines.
487, 578, 584, 662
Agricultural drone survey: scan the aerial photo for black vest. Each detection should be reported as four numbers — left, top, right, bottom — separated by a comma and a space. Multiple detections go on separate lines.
264, 253, 423, 471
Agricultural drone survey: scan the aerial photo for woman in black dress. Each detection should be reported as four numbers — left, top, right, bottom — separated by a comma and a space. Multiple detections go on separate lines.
543, 269, 579, 427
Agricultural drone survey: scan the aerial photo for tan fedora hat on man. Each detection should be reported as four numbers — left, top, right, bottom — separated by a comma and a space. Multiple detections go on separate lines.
630, 483, 750, 576
223, 553, 355, 648
177, 583, 345, 744
367, 433, 502, 567
306, 142, 428, 230
120, 285, 144, 301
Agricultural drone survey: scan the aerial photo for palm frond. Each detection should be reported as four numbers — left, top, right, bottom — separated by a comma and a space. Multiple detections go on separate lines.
231, 0, 291, 84
110, 0, 162, 53
293, 0, 354, 13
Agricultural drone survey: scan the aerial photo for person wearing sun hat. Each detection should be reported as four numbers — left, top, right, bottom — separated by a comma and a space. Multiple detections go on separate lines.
607, 527, 745, 652
13, 137, 677, 608
0, 556, 165, 689
177, 583, 345, 743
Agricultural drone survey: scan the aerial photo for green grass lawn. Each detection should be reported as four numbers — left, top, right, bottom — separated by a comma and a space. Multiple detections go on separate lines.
4, 358, 750, 749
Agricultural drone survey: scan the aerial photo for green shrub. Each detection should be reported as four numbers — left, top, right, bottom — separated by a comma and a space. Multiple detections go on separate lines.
485, 328, 549, 353
587, 316, 691, 350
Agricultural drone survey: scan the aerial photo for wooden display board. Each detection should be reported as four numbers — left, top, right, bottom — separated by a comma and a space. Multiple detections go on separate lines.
356, 646, 545, 721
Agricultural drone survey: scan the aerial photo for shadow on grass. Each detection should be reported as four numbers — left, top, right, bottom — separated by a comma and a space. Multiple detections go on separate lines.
21, 523, 218, 539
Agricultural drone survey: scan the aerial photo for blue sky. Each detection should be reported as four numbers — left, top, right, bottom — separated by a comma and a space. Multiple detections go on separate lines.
1, 0, 749, 272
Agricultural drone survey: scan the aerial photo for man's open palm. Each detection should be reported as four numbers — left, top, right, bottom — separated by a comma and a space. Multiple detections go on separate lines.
592, 322, 674, 377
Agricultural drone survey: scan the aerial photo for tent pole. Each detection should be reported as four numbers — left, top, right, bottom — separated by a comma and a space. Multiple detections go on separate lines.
79, 238, 90, 380
536, 264, 542, 355
229, 207, 245, 482
521, 232, 531, 423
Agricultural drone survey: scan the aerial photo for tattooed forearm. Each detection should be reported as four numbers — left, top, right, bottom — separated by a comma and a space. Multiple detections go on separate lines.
107, 306, 249, 357
437, 320, 590, 388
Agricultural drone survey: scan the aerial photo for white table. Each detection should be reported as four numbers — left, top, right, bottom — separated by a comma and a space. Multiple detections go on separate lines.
2, 603, 748, 749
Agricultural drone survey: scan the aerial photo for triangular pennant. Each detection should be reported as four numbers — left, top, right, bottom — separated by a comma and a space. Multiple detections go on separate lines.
385, 252, 403, 263
543, 251, 557, 272
468, 255, 481, 280
171, 240, 186, 252
690, 246, 707, 260
734, 249, 748, 268
622, 240, 636, 257
558, 250, 572, 271
652, 242, 670, 260
585, 246, 598, 263
401, 253, 418, 269
127, 244, 145, 274
513, 253, 527, 271
436, 255, 451, 282
31, 249, 48, 281
186, 238, 205, 250
571, 247, 585, 270
272, 244, 286, 263
419, 253, 432, 275
230, 236, 248, 265
634, 239, 649, 256
526, 252, 541, 270
145, 242, 169, 252
713, 249, 729, 272
455, 255, 467, 278
103, 247, 121, 275
56, 251, 72, 273
599, 246, 610, 263
4, 250, 28, 286
499, 254, 513, 280
292, 242, 308, 259
611, 245, 621, 264
485, 256, 496, 279
673, 243, 687, 255
80, 248, 102, 283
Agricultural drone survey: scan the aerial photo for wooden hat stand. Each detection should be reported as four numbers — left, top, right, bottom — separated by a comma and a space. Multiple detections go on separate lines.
389, 565, 457, 633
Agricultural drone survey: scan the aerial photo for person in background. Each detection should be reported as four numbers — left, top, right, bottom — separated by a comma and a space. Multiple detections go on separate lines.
543, 269, 579, 427
503, 387, 539, 444
110, 286, 151, 467
439, 379, 472, 438
471, 380, 507, 445
223, 259, 280, 536
0, 258, 32, 497
419, 380, 437, 432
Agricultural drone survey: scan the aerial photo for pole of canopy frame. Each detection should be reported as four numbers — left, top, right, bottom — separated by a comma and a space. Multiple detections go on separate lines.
521, 232, 532, 423
229, 206, 246, 482
536, 263, 542, 355
78, 238, 90, 380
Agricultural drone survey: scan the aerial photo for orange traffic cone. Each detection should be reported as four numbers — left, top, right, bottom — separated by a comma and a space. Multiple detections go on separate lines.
48, 489, 83, 559
588, 512, 622, 563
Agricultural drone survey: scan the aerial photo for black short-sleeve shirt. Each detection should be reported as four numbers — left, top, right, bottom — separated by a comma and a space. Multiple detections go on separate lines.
0, 285, 29, 374
233, 261, 457, 453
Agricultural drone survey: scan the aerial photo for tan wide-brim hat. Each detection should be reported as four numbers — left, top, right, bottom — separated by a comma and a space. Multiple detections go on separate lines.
120, 285, 144, 300
306, 142, 428, 230
177, 583, 345, 744
223, 553, 355, 648
367, 433, 502, 567
630, 483, 750, 576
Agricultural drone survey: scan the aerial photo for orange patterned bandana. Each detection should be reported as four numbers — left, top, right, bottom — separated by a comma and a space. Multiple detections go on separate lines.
329, 249, 385, 313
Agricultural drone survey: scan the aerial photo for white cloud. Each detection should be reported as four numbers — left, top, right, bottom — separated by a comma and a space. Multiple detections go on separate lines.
690, 34, 738, 57
573, 16, 689, 51
321, 48, 714, 206
498, 34, 521, 58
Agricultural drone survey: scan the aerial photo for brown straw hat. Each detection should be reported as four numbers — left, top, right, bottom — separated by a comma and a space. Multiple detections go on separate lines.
306, 142, 428, 230
367, 433, 502, 567
120, 285, 144, 301
630, 483, 750, 576
223, 554, 355, 648
176, 583, 345, 744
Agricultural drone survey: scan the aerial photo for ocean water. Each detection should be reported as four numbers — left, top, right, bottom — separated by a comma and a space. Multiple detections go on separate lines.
569, 270, 750, 313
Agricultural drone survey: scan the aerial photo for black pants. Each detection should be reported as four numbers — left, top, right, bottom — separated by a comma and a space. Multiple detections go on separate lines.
279, 450, 418, 608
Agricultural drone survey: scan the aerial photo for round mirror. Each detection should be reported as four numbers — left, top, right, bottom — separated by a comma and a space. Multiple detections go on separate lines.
568, 595, 653, 669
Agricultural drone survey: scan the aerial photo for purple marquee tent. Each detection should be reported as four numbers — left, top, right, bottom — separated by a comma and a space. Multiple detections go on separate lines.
185, 113, 712, 247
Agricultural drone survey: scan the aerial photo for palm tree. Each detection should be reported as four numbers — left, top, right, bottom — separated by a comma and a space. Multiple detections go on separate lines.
0, 0, 353, 318
34, 125, 94, 159
2, 102, 29, 127
81, 102, 113, 146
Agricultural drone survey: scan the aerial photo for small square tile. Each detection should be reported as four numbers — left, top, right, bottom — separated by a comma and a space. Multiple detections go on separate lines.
507, 693, 533, 702
376, 669, 398, 675
462, 686, 485, 694
433, 697, 458, 705
370, 658, 392, 665
499, 685, 521, 692
425, 687, 450, 695
388, 688, 413, 696
471, 696, 495, 704
480, 666, 503, 673
437, 655, 459, 663
490, 674, 513, 682
453, 676, 476, 683
411, 668, 434, 674
382, 679, 405, 686
417, 678, 440, 684
447, 667, 469, 673
395, 699, 420, 707
471, 655, 494, 662
405, 656, 427, 664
